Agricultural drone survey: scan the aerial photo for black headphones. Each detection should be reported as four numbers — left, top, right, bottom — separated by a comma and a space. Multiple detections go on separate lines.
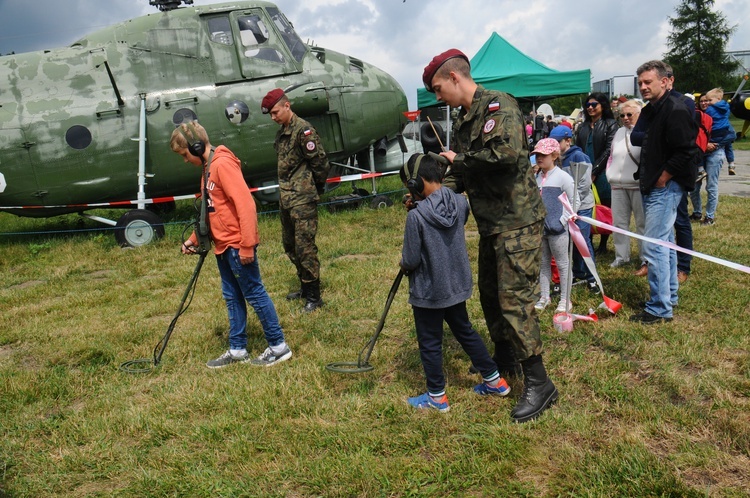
405, 154, 425, 198
178, 122, 206, 158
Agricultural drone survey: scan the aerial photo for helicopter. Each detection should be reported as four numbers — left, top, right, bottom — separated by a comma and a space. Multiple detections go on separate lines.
0, 0, 409, 246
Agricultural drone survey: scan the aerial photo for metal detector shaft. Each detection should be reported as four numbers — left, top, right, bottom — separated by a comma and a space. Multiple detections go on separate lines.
326, 269, 405, 373
153, 252, 207, 365
357, 269, 404, 366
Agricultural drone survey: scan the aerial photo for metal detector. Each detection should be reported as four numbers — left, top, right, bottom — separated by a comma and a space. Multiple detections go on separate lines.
119, 251, 207, 373
326, 269, 404, 373
120, 148, 213, 374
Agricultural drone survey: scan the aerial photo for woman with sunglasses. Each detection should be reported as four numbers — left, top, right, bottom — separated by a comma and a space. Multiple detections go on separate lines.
573, 93, 618, 285
607, 100, 647, 272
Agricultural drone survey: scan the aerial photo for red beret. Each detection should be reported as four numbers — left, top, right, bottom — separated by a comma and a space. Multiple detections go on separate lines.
422, 49, 469, 92
261, 88, 285, 114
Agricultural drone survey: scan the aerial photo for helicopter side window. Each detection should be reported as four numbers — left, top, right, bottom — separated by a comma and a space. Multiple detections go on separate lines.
207, 16, 233, 46
238, 15, 285, 63
267, 7, 306, 63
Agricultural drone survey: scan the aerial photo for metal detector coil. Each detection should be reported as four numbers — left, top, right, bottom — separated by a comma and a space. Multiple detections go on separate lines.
326, 270, 404, 374
119, 252, 207, 373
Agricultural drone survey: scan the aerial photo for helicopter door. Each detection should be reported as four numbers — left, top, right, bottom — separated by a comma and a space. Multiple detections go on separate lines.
231, 10, 302, 79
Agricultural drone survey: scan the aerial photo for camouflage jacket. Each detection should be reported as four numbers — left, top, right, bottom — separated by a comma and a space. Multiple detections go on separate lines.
443, 85, 545, 235
274, 114, 330, 209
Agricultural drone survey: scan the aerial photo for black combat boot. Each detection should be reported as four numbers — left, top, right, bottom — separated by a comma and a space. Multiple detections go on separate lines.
286, 274, 305, 300
493, 340, 523, 378
302, 280, 324, 313
286, 283, 305, 300
511, 354, 558, 423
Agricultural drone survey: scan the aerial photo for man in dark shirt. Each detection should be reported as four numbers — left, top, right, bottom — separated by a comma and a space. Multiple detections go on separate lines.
630, 60, 699, 324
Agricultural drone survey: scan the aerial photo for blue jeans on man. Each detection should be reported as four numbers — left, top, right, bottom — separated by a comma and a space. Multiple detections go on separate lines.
641, 181, 682, 319
215, 247, 285, 350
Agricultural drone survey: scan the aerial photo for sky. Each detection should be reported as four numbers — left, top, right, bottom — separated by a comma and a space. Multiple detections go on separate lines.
1, 0, 748, 111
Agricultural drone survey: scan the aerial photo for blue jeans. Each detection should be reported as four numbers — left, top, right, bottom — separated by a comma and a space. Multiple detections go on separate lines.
215, 247, 285, 350
725, 142, 735, 164
690, 148, 724, 219
413, 302, 498, 395
642, 181, 682, 318
572, 207, 595, 281
674, 192, 692, 274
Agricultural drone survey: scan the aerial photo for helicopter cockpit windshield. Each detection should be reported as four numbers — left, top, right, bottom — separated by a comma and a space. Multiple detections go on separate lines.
267, 7, 306, 63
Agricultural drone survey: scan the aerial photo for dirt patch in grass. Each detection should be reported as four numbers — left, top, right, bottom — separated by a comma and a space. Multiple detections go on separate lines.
0, 345, 13, 361
72, 481, 126, 497
333, 254, 372, 262
83, 270, 115, 280
7, 280, 46, 290
680, 455, 750, 494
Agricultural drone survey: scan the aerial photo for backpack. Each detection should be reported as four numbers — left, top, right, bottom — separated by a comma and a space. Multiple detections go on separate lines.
695, 110, 712, 153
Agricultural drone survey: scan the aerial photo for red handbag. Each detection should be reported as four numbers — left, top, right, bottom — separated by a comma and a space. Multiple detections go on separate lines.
591, 184, 612, 235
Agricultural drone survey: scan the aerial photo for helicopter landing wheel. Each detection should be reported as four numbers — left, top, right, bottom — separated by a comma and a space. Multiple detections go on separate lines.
114, 209, 165, 247
369, 195, 393, 209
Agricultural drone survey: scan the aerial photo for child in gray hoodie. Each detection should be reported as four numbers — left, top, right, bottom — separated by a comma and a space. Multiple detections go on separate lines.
400, 154, 510, 412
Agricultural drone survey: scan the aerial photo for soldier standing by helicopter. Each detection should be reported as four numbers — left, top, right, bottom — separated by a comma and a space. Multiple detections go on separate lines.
262, 88, 330, 313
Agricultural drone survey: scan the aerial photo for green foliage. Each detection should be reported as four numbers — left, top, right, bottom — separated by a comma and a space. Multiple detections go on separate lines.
1, 179, 750, 496
27, 241, 52, 256
664, 0, 740, 93
520, 94, 587, 118
546, 93, 588, 117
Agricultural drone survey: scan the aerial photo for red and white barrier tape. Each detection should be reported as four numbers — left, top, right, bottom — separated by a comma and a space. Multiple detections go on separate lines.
553, 190, 750, 330
0, 171, 398, 211
559, 193, 750, 275
559, 193, 623, 317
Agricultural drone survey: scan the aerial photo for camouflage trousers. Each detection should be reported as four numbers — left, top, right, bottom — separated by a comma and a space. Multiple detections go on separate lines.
280, 202, 320, 283
477, 220, 543, 362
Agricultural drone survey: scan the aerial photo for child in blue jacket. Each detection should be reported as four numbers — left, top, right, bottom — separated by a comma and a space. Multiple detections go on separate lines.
400, 154, 510, 412
705, 87, 737, 174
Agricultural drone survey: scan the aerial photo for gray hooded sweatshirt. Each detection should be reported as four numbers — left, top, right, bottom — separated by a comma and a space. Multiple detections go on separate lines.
401, 187, 472, 309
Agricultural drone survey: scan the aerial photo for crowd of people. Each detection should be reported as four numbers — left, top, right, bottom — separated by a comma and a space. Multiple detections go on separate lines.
167, 50, 737, 424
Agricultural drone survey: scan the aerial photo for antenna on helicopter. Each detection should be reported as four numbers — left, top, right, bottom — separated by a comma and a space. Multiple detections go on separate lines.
149, 0, 194, 12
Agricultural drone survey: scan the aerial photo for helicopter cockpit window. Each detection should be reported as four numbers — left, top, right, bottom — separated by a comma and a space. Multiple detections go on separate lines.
267, 7, 306, 63
207, 16, 233, 46
238, 15, 285, 63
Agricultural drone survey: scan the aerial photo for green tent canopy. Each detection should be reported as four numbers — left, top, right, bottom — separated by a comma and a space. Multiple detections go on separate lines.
417, 32, 591, 108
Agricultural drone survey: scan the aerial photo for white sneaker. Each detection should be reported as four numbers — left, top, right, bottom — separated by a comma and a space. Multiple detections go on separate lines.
610, 259, 629, 268
534, 297, 551, 311
206, 350, 249, 369
555, 299, 572, 313
249, 346, 292, 367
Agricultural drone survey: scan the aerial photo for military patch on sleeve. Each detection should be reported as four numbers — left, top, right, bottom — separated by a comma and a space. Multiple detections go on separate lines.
306, 141, 316, 151
303, 129, 312, 136
483, 119, 496, 134
488, 102, 500, 112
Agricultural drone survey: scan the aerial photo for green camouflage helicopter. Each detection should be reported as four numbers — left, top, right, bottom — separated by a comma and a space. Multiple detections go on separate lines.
0, 0, 409, 246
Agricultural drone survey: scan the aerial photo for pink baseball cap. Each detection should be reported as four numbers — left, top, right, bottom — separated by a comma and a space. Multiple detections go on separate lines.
530, 138, 560, 156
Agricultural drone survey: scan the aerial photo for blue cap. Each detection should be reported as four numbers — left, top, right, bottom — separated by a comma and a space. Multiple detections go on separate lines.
549, 125, 572, 140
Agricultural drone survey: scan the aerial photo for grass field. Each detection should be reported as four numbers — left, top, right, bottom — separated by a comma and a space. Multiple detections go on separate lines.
1, 177, 749, 497
730, 116, 749, 150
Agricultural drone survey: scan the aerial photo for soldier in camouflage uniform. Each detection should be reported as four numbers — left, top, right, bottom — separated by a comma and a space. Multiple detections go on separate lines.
422, 49, 558, 423
262, 88, 330, 312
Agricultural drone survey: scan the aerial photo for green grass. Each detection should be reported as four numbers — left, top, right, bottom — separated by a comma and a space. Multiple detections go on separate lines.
1, 178, 749, 497
730, 116, 750, 150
